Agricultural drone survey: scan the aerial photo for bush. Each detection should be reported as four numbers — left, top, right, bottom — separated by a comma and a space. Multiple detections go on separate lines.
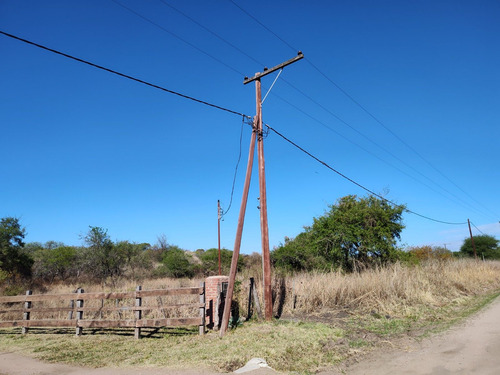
33, 246, 78, 282
459, 235, 500, 260
156, 247, 194, 278
200, 248, 242, 276
272, 195, 406, 272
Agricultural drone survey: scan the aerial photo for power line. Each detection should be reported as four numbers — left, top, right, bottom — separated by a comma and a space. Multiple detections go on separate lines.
158, 0, 264, 68
114, 1, 472, 216
221, 116, 251, 218
228, 0, 496, 220
228, 0, 296, 52
268, 90, 486, 217
111, 0, 245, 77
305, 58, 499, 220
160, 0, 490, 219
0, 30, 250, 120
276, 78, 489, 218
265, 123, 468, 226
1, 30, 469, 226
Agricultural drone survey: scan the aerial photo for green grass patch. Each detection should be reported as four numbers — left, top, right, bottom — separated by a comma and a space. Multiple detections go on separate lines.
0, 321, 345, 373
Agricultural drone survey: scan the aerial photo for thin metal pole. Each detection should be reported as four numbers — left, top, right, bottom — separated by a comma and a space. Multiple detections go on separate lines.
218, 200, 221, 276
255, 79, 272, 321
220, 124, 257, 337
468, 218, 477, 259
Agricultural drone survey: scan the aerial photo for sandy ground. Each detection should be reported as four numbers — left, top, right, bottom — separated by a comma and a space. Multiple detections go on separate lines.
0, 352, 278, 375
1, 297, 499, 375
325, 296, 500, 375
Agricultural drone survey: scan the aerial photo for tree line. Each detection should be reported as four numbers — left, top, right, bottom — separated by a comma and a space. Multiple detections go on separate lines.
1, 195, 498, 291
0, 217, 249, 293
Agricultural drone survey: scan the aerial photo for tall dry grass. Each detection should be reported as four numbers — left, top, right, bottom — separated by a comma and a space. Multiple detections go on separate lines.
260, 259, 500, 318
3, 259, 499, 322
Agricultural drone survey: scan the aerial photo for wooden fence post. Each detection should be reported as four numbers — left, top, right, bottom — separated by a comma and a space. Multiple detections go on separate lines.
68, 297, 74, 320
199, 282, 205, 335
134, 285, 142, 339
22, 290, 32, 335
75, 288, 84, 336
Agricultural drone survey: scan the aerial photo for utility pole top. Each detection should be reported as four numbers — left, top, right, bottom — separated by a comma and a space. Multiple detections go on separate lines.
243, 51, 304, 85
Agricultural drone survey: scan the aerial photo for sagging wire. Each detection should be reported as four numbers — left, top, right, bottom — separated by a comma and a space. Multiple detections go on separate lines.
220, 115, 247, 219
265, 122, 468, 226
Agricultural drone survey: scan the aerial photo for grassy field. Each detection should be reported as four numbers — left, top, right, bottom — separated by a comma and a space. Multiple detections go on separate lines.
1, 259, 499, 373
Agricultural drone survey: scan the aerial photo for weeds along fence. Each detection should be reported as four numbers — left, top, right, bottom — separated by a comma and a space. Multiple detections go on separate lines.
0, 284, 205, 338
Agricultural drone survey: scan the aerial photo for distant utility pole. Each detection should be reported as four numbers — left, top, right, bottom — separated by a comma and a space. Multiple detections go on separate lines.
218, 200, 222, 276
467, 218, 477, 259
220, 52, 303, 336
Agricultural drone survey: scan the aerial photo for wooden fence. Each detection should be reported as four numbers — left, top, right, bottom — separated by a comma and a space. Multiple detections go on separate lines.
0, 283, 205, 338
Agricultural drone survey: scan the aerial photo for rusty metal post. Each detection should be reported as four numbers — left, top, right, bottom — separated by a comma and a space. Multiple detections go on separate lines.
468, 218, 477, 259
220, 123, 257, 337
255, 79, 272, 321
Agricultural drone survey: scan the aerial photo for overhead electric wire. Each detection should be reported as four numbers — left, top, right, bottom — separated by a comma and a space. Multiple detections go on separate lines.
110, 0, 245, 77
0, 30, 250, 120
221, 116, 248, 218
157, 0, 490, 219
268, 90, 487, 218
1, 30, 468, 226
276, 79, 486, 217
306, 58, 499, 220
228, 0, 497, 221
158, 0, 263, 67
265, 123, 468, 226
227, 0, 296, 52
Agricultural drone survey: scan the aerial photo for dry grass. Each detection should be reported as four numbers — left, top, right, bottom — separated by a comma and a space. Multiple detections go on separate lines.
1, 259, 500, 373
260, 259, 500, 319
4, 259, 500, 323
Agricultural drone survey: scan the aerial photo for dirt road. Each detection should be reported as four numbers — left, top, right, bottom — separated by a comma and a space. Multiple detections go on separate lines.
327, 296, 500, 375
1, 297, 500, 375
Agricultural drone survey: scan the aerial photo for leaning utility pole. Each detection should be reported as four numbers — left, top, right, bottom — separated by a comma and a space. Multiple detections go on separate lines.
219, 119, 257, 337
220, 52, 303, 336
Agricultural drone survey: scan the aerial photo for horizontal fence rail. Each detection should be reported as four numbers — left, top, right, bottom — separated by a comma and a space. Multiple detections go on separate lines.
0, 284, 206, 338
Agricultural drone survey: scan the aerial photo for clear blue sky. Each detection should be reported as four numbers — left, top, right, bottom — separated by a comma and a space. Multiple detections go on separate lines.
1, 0, 499, 253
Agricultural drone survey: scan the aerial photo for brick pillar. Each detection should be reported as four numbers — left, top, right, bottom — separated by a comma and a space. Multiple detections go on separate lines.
205, 275, 229, 330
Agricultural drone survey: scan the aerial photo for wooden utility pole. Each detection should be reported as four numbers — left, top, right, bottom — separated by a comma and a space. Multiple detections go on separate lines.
220, 52, 303, 335
467, 218, 477, 259
243, 52, 303, 321
255, 78, 272, 320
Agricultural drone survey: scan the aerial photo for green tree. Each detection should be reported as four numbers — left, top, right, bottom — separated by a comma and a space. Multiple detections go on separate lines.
0, 217, 33, 279
156, 246, 194, 278
272, 195, 406, 272
459, 235, 499, 259
33, 246, 78, 282
272, 233, 328, 272
80, 226, 124, 282
114, 241, 152, 279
